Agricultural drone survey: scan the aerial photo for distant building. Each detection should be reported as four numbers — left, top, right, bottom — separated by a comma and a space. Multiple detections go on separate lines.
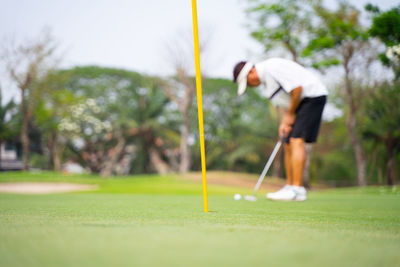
0, 142, 23, 171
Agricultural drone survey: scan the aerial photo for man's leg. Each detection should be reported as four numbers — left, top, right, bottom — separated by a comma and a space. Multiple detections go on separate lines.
289, 138, 306, 186
266, 138, 307, 201
284, 143, 293, 185
266, 142, 294, 200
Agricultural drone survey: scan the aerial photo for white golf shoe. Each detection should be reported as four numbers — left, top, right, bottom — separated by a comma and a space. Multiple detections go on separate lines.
266, 185, 295, 201
292, 186, 307, 201
266, 185, 307, 201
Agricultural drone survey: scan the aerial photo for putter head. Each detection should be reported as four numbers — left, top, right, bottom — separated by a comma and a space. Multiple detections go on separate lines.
244, 195, 257, 202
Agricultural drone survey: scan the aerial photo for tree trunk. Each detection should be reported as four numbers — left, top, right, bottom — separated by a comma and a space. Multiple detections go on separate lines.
165, 148, 180, 172
179, 112, 191, 173
0, 140, 2, 170
303, 144, 313, 188
53, 142, 65, 172
346, 99, 366, 186
47, 133, 56, 170
385, 137, 395, 186
343, 60, 366, 186
367, 146, 378, 183
100, 136, 126, 177
141, 129, 154, 174
150, 148, 170, 175
114, 145, 136, 176
21, 89, 30, 171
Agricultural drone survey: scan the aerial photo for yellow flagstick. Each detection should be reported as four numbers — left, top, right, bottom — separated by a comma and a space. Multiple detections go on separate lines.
191, 0, 208, 213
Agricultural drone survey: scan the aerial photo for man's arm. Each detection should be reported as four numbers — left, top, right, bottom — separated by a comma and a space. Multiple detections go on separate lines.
279, 86, 302, 138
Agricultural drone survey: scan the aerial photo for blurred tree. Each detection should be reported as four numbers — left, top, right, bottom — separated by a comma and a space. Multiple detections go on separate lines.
0, 88, 16, 169
303, 1, 370, 186
58, 98, 114, 174
367, 4, 400, 46
162, 29, 212, 173
34, 71, 76, 170
367, 4, 400, 78
60, 66, 173, 175
1, 30, 59, 170
246, 0, 316, 63
363, 4, 400, 185
312, 118, 357, 186
362, 82, 400, 185
162, 74, 194, 173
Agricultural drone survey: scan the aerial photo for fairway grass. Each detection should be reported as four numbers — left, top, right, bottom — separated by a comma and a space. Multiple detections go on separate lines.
0, 172, 399, 267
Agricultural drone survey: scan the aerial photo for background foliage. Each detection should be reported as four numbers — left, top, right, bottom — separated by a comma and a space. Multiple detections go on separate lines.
1, 0, 399, 186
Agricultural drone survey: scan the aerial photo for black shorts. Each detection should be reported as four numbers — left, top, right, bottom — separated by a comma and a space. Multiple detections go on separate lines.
286, 95, 327, 144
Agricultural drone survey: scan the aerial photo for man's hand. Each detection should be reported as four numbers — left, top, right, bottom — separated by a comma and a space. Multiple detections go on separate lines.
279, 86, 302, 138
279, 122, 292, 138
279, 112, 296, 138
280, 113, 295, 137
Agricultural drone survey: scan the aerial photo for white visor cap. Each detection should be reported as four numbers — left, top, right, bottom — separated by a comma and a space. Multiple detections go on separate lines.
236, 62, 253, 96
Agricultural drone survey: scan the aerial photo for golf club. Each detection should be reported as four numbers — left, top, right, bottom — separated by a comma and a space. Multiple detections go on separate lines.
243, 137, 284, 201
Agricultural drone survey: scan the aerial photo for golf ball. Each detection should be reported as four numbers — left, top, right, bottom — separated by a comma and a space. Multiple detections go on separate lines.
234, 193, 242, 200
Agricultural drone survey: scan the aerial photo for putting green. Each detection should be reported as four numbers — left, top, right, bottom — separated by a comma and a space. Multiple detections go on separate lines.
0, 173, 399, 267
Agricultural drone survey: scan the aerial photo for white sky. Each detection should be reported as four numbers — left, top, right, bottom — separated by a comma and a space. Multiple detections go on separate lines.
0, 0, 398, 104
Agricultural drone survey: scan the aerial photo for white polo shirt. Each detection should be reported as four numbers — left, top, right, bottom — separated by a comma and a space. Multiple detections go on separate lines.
255, 58, 328, 107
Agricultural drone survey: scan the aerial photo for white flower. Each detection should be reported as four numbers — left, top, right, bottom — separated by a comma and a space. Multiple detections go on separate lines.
387, 48, 394, 59
86, 98, 96, 107
387, 45, 400, 61
393, 45, 400, 55
94, 126, 102, 134
103, 121, 112, 131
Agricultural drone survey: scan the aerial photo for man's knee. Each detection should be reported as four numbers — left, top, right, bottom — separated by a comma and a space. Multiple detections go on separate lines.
289, 137, 305, 147
289, 138, 306, 157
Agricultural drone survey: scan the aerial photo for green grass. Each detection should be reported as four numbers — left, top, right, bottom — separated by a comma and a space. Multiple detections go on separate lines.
0, 171, 242, 195
0, 172, 399, 267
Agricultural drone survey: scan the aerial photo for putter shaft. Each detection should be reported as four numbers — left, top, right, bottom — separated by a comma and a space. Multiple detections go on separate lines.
253, 140, 282, 194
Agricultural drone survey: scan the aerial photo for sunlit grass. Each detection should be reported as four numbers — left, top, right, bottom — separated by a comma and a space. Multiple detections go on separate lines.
0, 172, 399, 267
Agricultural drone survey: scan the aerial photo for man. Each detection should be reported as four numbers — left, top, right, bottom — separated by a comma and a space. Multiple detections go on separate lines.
233, 58, 327, 201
